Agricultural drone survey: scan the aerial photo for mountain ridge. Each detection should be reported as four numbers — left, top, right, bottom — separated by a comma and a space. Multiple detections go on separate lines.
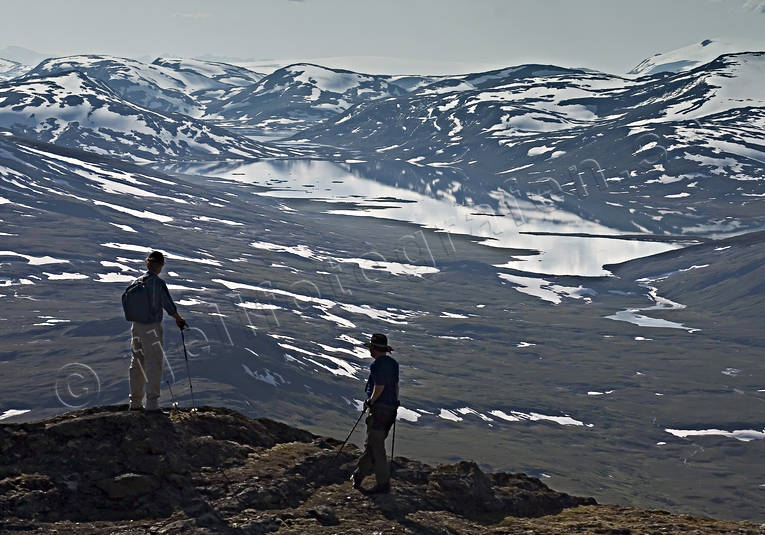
0, 70, 295, 161
0, 57, 31, 82
203, 62, 410, 135
291, 50, 765, 236
627, 37, 765, 76
2, 404, 761, 534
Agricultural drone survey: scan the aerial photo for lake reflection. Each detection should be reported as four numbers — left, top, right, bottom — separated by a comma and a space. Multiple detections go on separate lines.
162, 159, 685, 277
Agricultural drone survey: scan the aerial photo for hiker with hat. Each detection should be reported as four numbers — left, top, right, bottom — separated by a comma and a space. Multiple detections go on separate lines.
351, 333, 399, 494
122, 250, 186, 412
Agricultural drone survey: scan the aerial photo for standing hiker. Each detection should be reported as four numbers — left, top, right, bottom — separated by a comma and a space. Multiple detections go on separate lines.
351, 333, 399, 494
122, 251, 186, 412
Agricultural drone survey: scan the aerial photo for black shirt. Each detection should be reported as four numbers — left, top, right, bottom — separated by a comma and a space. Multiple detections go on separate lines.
365, 354, 399, 406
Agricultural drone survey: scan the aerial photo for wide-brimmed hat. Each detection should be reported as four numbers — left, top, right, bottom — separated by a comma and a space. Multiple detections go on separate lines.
363, 333, 393, 352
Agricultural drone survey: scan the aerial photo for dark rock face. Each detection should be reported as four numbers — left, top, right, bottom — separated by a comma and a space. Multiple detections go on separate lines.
0, 405, 756, 534
0, 406, 312, 523
0, 405, 589, 531
95, 473, 160, 499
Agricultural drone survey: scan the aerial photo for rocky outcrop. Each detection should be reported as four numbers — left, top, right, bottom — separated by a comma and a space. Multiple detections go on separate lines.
0, 405, 760, 534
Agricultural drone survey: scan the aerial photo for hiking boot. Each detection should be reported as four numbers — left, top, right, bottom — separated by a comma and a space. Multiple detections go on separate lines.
145, 398, 160, 412
128, 404, 144, 411
365, 481, 391, 495
350, 471, 363, 490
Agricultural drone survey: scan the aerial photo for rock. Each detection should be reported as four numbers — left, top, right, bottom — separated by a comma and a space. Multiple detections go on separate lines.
308, 504, 340, 526
0, 405, 758, 534
429, 460, 501, 514
96, 473, 159, 499
157, 518, 195, 533
194, 511, 226, 528
0, 474, 61, 519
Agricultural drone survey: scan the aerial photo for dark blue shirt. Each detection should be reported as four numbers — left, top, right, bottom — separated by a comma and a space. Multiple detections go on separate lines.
141, 270, 177, 323
365, 355, 399, 406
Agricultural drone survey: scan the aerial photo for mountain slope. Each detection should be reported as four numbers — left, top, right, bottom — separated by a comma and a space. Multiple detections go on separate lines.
1, 405, 758, 534
152, 57, 266, 87
205, 63, 408, 134
3, 131, 765, 522
603, 228, 765, 345
416, 63, 595, 94
294, 53, 765, 236
620, 51, 765, 123
0, 58, 31, 82
628, 37, 764, 76
0, 71, 291, 161
27, 55, 230, 117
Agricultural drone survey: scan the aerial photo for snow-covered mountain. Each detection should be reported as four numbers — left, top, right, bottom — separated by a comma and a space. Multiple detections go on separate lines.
416, 64, 593, 94
292, 62, 631, 156
0, 132, 195, 215
627, 37, 764, 76
0, 58, 31, 82
0, 48, 762, 233
293, 52, 765, 235
27, 55, 232, 117
152, 57, 265, 87
0, 71, 292, 161
150, 58, 268, 122
1, 48, 762, 233
234, 55, 516, 77
204, 63, 409, 134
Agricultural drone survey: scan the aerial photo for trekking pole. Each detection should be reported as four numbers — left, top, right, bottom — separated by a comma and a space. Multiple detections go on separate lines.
331, 406, 367, 466
164, 373, 176, 407
158, 343, 177, 408
390, 420, 396, 464
180, 327, 196, 408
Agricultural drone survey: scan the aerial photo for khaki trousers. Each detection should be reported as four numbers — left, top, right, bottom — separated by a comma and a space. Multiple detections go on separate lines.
355, 403, 397, 485
129, 321, 164, 409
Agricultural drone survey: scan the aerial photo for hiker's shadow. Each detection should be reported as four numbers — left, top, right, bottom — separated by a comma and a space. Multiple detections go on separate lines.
362, 459, 512, 533
364, 488, 451, 535
360, 460, 431, 527
124, 408, 236, 532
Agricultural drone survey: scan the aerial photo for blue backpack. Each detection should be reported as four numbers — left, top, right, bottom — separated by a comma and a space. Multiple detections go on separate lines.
122, 275, 153, 323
